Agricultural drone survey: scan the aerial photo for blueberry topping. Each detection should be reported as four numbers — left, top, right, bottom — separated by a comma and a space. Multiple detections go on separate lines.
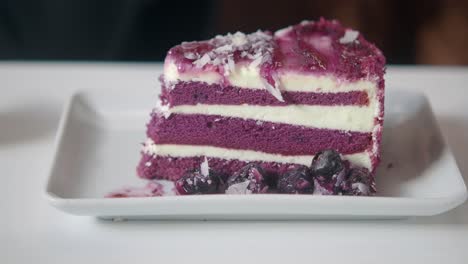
310, 149, 344, 178
225, 163, 268, 194
310, 150, 349, 195
277, 165, 314, 194
175, 169, 221, 195
343, 167, 375, 196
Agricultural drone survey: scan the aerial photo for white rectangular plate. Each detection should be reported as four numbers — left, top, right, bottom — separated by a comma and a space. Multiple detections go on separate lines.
45, 88, 467, 220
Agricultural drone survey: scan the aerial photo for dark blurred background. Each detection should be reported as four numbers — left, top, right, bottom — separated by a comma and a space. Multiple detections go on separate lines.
1, 0, 468, 64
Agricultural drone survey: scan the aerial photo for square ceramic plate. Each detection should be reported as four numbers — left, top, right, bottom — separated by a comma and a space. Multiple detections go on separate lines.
45, 88, 467, 220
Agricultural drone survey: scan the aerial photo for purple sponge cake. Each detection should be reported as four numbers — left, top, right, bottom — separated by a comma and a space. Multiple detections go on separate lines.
137, 19, 385, 195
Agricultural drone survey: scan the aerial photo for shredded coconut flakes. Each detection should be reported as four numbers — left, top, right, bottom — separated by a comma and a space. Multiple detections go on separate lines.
188, 31, 274, 75
182, 30, 284, 101
225, 180, 252, 194
339, 30, 359, 44
200, 157, 209, 177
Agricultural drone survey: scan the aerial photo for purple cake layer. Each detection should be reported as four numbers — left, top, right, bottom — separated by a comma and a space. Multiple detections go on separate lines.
161, 81, 370, 107
138, 154, 304, 181
147, 114, 372, 155
137, 155, 376, 196
166, 18, 386, 87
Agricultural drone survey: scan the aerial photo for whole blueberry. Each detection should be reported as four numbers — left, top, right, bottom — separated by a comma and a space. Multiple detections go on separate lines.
277, 165, 314, 194
343, 167, 375, 196
310, 149, 344, 178
175, 169, 221, 195
225, 163, 268, 194
311, 150, 349, 195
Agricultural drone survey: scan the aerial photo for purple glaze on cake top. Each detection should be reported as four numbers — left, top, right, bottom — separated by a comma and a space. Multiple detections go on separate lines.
165, 18, 386, 95
274, 18, 385, 81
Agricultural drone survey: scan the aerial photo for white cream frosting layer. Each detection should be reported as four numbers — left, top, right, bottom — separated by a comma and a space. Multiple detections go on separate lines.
169, 103, 376, 132
142, 139, 372, 170
164, 60, 377, 93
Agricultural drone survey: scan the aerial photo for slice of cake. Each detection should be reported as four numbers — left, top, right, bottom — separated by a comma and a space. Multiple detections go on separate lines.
137, 18, 385, 195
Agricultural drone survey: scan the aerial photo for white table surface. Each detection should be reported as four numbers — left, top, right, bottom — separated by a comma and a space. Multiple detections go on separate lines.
1, 62, 468, 263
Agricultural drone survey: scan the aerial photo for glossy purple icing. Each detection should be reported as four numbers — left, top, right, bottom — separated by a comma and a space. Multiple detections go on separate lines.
161, 81, 369, 106
275, 19, 386, 81
165, 18, 386, 87
147, 114, 372, 155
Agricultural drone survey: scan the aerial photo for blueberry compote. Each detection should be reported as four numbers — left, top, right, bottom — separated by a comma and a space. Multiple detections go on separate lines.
225, 163, 269, 194
277, 165, 314, 194
175, 169, 223, 195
